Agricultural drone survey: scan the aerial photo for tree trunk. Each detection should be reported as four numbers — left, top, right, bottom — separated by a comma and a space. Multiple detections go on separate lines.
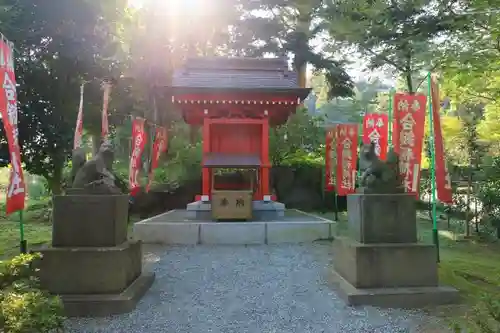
447, 206, 451, 230
474, 196, 479, 233
189, 126, 198, 144
465, 166, 472, 237
91, 133, 101, 156
298, 64, 307, 88
405, 71, 414, 94
47, 172, 63, 195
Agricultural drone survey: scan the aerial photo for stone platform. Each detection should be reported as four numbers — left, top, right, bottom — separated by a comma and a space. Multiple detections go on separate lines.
186, 200, 285, 220
330, 269, 459, 308
134, 209, 336, 245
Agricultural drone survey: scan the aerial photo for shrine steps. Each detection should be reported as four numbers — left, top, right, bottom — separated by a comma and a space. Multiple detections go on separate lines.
133, 209, 336, 245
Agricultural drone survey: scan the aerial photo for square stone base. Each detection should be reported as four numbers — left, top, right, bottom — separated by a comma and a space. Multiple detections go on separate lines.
333, 237, 439, 288
37, 241, 143, 294
61, 272, 155, 317
347, 193, 417, 243
52, 194, 129, 247
35, 241, 155, 317
330, 270, 459, 308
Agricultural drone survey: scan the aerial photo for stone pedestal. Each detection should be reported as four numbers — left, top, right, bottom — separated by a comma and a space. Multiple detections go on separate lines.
35, 194, 155, 317
332, 193, 459, 308
52, 195, 128, 247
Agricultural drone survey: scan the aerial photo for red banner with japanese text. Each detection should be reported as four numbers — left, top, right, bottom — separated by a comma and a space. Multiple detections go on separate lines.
0, 39, 26, 214
431, 76, 453, 204
146, 127, 168, 192
129, 118, 146, 197
325, 127, 336, 191
73, 84, 85, 149
335, 123, 358, 196
101, 81, 111, 142
362, 113, 388, 160
393, 93, 426, 197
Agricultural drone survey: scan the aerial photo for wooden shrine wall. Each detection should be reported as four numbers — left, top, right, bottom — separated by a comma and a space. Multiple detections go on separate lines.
209, 123, 262, 155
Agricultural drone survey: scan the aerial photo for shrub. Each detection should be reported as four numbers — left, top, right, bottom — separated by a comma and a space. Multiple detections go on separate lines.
0, 253, 65, 333
477, 157, 500, 238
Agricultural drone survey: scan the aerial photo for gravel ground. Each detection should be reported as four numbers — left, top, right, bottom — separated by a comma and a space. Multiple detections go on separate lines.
65, 243, 449, 333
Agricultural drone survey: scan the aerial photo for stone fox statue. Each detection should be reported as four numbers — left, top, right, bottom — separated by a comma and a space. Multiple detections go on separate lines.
70, 143, 122, 194
358, 142, 403, 193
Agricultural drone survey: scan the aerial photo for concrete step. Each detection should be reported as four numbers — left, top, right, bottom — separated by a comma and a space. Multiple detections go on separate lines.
133, 210, 336, 245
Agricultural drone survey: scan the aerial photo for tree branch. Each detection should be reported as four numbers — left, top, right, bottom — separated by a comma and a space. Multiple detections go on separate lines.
415, 61, 443, 91
463, 91, 497, 102
360, 46, 406, 72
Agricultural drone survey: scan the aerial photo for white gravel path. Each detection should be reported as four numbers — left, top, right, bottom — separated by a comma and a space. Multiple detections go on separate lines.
65, 242, 448, 333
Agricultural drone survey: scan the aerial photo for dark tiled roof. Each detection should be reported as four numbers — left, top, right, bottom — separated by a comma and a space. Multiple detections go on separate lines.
172, 57, 299, 90
203, 153, 261, 168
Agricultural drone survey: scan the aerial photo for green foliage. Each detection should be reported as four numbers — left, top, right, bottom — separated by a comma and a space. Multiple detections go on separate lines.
0, 253, 65, 333
477, 157, 500, 230
324, 0, 467, 92
269, 107, 324, 165
232, 0, 353, 97
0, 0, 130, 193
311, 75, 391, 122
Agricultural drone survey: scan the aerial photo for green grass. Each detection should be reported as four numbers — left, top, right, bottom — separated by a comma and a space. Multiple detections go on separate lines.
0, 220, 52, 258
0, 198, 53, 258
0, 198, 140, 259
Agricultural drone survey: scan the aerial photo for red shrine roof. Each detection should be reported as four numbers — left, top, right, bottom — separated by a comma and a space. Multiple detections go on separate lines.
171, 56, 309, 98
169, 57, 311, 126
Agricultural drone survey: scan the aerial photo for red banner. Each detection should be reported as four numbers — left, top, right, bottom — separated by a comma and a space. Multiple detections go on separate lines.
0, 39, 26, 214
73, 84, 85, 149
431, 76, 453, 204
101, 81, 111, 142
362, 113, 388, 160
129, 118, 146, 197
336, 123, 358, 196
393, 93, 427, 197
325, 127, 336, 192
146, 127, 168, 192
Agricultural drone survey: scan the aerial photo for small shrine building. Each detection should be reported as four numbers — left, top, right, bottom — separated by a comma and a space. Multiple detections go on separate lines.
170, 57, 310, 219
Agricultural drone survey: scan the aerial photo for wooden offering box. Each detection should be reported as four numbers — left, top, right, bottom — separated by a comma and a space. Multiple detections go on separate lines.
210, 166, 256, 221
212, 190, 253, 220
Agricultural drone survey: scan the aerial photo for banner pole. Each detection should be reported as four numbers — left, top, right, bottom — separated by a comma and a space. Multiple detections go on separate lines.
334, 192, 339, 221
388, 89, 394, 149
357, 114, 363, 180
19, 210, 26, 253
427, 72, 440, 263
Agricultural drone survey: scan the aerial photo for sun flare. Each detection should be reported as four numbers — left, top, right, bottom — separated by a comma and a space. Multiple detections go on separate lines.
128, 0, 206, 16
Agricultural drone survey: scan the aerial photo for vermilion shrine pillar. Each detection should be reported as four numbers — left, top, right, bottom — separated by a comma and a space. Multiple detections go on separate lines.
261, 116, 270, 199
202, 116, 211, 198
